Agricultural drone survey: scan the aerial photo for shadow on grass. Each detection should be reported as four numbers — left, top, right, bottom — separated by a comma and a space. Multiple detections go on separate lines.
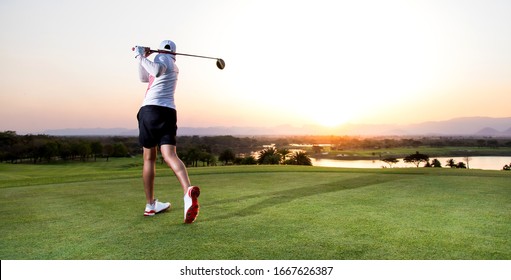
204, 174, 401, 222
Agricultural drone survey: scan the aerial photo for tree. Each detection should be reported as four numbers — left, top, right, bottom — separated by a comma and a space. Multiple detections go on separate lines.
431, 159, 442, 168
241, 155, 257, 165
257, 147, 281, 165
477, 139, 486, 147
58, 141, 72, 161
403, 151, 429, 168
199, 151, 215, 166
0, 131, 17, 162
446, 159, 457, 168
42, 141, 59, 162
77, 142, 92, 161
219, 149, 236, 165
381, 157, 399, 168
112, 142, 127, 157
503, 163, 511, 171
289, 151, 312, 166
487, 139, 498, 148
90, 141, 103, 161
464, 156, 471, 169
277, 148, 291, 164
185, 147, 201, 167
456, 162, 467, 169
103, 144, 113, 161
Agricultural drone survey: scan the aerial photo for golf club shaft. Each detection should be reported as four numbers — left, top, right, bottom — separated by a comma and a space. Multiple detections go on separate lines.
132, 47, 220, 60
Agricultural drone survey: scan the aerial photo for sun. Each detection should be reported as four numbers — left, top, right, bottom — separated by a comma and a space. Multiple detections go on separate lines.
309, 106, 353, 127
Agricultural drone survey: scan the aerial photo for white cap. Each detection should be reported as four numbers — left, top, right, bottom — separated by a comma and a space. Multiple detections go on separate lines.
159, 40, 176, 52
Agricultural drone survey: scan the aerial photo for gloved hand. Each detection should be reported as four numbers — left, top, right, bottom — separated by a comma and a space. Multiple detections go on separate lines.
134, 46, 148, 58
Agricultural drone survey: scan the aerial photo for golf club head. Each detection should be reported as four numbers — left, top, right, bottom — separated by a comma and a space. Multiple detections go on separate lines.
216, 59, 226, 70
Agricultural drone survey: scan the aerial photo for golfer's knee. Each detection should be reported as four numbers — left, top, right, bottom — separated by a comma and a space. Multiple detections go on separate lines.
143, 148, 157, 161
144, 156, 157, 163
160, 152, 174, 165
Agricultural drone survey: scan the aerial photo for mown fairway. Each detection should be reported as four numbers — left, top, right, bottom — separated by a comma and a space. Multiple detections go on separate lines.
0, 158, 510, 259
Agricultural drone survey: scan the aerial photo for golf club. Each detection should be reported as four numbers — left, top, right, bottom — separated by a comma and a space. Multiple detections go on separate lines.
132, 47, 225, 70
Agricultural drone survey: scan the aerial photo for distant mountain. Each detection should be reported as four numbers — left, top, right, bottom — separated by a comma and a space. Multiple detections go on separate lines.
475, 127, 501, 136
399, 117, 511, 135
503, 127, 511, 136
44, 128, 138, 136
43, 116, 511, 136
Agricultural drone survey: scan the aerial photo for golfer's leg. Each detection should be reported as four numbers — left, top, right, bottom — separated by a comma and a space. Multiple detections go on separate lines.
160, 144, 191, 194
143, 147, 157, 204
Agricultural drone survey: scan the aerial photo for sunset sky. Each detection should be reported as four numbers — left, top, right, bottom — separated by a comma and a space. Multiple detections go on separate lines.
1, 0, 510, 134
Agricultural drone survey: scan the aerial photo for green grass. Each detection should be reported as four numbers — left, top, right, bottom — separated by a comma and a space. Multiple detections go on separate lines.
0, 159, 510, 259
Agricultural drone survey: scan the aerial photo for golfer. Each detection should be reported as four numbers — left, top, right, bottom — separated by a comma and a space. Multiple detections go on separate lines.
134, 40, 200, 223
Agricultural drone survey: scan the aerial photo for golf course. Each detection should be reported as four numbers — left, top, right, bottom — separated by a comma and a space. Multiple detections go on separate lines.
0, 158, 509, 260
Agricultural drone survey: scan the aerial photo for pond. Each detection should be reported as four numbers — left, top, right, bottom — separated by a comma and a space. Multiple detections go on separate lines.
311, 156, 511, 170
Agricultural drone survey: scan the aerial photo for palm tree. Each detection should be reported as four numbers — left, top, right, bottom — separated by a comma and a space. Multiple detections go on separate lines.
431, 159, 442, 168
290, 151, 312, 166
446, 159, 456, 168
257, 147, 281, 165
277, 148, 291, 164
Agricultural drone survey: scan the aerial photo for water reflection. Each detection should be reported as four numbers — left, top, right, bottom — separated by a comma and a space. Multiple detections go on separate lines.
311, 156, 511, 170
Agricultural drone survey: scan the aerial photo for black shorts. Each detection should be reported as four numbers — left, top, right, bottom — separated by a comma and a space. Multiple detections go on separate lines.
137, 105, 177, 148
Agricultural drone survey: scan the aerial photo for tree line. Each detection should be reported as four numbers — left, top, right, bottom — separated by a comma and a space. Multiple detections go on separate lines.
2, 131, 510, 169
217, 146, 312, 166
0, 131, 138, 163
0, 132, 313, 166
382, 151, 470, 168
383, 151, 511, 170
